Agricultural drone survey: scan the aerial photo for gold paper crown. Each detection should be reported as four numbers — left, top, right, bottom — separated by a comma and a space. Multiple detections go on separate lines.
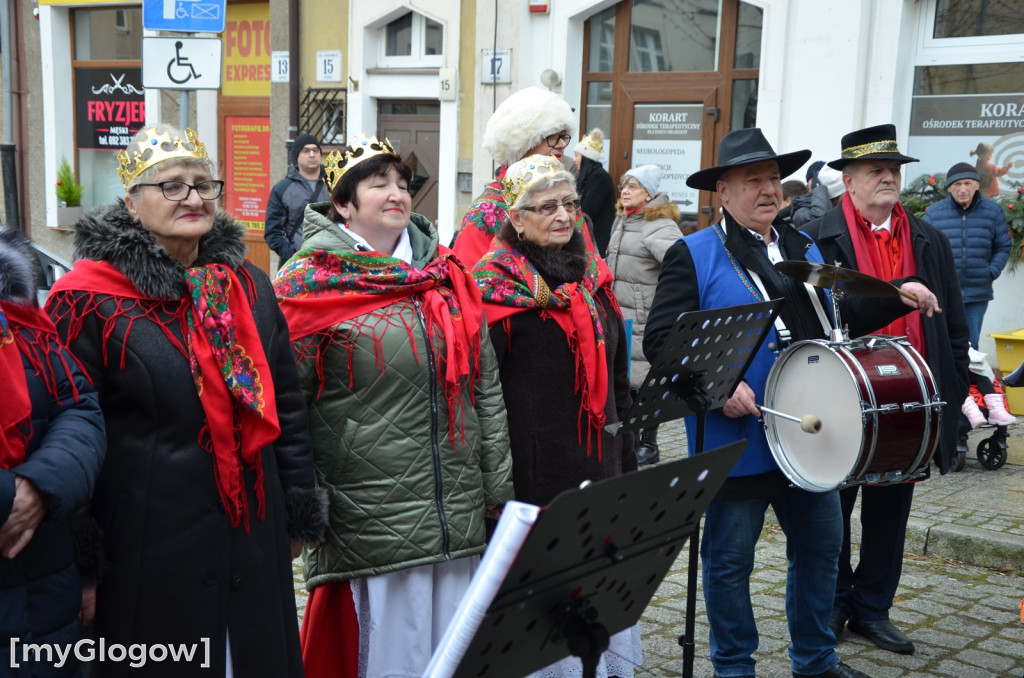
116, 127, 209, 190
322, 134, 400, 192
501, 154, 567, 207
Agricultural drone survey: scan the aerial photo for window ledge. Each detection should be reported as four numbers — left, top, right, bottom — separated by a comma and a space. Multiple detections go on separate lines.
367, 67, 441, 75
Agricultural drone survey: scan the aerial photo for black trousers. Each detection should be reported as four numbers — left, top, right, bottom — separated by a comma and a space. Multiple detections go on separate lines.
834, 482, 915, 620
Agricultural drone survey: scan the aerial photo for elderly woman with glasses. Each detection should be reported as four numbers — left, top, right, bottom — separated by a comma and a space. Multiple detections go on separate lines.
605, 165, 682, 467
45, 123, 325, 677
473, 155, 641, 678
454, 86, 611, 269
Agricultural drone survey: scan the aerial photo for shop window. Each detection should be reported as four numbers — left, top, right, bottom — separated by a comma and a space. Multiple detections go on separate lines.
630, 0, 718, 73
933, 0, 1024, 39
71, 8, 144, 211
380, 12, 443, 68
586, 6, 616, 73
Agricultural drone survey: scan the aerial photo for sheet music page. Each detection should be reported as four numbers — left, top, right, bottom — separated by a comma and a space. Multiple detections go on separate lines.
422, 500, 541, 678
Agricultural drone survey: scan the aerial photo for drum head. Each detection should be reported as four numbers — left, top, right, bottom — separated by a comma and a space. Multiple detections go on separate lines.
765, 342, 864, 491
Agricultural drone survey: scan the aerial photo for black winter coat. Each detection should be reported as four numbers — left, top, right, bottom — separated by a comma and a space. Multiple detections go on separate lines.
45, 205, 324, 677
801, 206, 971, 473
0, 228, 106, 678
577, 159, 617, 257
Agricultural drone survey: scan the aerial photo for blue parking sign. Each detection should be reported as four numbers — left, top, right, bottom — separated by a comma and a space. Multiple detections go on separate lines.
143, 0, 226, 33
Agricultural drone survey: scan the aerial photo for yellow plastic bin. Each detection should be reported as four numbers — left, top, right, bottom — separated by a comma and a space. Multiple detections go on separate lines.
989, 328, 1024, 415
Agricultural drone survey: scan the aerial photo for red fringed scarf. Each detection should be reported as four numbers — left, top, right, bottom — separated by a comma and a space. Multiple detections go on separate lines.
46, 259, 280, 530
273, 244, 483, 446
472, 237, 616, 459
0, 300, 84, 470
842, 195, 925, 356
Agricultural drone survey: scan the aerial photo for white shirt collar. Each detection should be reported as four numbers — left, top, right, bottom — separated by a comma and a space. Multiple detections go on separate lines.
870, 214, 893, 232
338, 224, 414, 264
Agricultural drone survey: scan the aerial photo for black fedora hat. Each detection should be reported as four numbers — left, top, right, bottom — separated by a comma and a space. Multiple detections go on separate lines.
686, 128, 811, 191
827, 124, 918, 170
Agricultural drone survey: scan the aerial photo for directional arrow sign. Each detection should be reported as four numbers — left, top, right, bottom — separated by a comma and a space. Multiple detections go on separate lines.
143, 37, 223, 90
143, 0, 227, 33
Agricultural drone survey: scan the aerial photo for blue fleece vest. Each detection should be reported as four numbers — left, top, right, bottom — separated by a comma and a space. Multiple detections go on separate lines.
681, 225, 826, 477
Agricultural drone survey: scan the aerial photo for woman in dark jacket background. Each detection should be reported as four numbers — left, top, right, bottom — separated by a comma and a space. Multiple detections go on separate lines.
0, 227, 106, 677
44, 123, 324, 677
573, 128, 617, 256
472, 154, 640, 678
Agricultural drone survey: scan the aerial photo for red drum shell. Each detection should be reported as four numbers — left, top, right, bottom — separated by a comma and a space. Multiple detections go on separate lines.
763, 337, 939, 492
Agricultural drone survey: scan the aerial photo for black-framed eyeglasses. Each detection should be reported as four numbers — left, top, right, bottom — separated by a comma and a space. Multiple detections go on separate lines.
544, 132, 572, 147
135, 180, 224, 201
518, 198, 581, 217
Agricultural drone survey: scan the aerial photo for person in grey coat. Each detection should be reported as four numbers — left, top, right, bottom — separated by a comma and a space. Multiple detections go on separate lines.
924, 161, 1012, 349
606, 164, 681, 466
264, 133, 329, 263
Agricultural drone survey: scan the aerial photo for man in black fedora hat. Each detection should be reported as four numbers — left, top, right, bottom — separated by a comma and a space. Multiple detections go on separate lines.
802, 124, 970, 656
644, 127, 924, 678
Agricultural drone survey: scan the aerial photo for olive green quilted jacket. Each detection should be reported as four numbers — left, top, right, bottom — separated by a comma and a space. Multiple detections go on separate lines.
294, 204, 513, 588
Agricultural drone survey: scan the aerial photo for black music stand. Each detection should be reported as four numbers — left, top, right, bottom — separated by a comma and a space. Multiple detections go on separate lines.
607, 299, 783, 678
448, 443, 745, 678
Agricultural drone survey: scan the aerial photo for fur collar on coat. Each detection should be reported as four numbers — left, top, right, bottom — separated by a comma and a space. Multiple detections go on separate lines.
72, 200, 247, 300
0, 227, 38, 304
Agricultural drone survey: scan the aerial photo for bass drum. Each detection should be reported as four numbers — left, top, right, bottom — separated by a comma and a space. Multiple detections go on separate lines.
763, 336, 941, 492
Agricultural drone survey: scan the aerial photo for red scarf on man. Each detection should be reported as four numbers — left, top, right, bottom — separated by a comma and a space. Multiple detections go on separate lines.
842, 194, 925, 356
273, 245, 483, 446
0, 300, 83, 470
47, 259, 280, 530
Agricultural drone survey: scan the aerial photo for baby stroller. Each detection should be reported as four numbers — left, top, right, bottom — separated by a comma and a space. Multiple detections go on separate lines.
955, 348, 1016, 471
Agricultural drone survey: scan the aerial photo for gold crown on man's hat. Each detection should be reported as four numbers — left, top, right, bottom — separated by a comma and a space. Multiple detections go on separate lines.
501, 155, 566, 207
116, 127, 209, 190
323, 134, 400, 191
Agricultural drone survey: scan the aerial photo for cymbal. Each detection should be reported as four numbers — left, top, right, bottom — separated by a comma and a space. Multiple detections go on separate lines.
774, 260, 902, 298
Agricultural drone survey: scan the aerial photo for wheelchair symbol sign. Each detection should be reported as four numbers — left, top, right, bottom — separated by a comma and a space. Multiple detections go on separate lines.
142, 37, 222, 90
143, 0, 226, 33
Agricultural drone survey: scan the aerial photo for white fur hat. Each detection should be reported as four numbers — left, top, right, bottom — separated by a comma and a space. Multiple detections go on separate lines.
483, 87, 578, 167
574, 128, 605, 162
817, 165, 845, 199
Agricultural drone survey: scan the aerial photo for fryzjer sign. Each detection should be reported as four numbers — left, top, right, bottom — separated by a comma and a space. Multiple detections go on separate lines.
75, 68, 146, 151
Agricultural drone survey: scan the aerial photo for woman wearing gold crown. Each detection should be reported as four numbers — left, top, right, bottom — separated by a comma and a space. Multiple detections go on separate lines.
273, 135, 512, 677
472, 155, 641, 677
572, 128, 616, 256
44, 122, 325, 677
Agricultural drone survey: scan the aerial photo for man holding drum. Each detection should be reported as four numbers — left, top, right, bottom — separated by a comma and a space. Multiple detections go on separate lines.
802, 124, 970, 655
645, 128, 933, 678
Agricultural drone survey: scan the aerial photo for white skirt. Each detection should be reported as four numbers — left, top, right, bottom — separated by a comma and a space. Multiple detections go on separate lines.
351, 557, 479, 678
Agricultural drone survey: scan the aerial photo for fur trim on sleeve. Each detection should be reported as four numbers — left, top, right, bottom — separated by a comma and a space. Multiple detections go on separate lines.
284, 485, 329, 544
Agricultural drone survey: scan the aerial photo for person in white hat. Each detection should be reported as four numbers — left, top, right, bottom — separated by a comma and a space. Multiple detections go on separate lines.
572, 128, 616, 255
454, 87, 607, 272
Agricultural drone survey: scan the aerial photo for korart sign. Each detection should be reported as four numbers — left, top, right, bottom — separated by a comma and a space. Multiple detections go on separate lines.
907, 93, 1024, 198
224, 116, 271, 232
75, 68, 146, 151
631, 103, 703, 210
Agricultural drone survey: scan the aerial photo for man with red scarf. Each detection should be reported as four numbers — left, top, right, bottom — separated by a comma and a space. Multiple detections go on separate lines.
802, 124, 970, 655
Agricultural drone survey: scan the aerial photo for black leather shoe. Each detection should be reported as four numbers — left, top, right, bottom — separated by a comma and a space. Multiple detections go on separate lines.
793, 661, 872, 678
848, 617, 914, 654
830, 613, 847, 639
635, 442, 660, 466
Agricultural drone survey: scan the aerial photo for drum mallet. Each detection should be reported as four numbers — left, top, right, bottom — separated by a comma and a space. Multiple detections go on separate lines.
758, 406, 822, 434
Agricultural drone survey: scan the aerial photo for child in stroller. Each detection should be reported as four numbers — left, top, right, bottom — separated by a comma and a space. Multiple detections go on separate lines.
957, 348, 1016, 470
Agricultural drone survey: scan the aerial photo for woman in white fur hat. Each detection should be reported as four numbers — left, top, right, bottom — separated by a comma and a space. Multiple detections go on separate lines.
454, 87, 609, 270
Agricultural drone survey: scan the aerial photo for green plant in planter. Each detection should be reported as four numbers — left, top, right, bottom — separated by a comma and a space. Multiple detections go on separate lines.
56, 157, 83, 208
899, 172, 947, 218
998, 182, 1024, 273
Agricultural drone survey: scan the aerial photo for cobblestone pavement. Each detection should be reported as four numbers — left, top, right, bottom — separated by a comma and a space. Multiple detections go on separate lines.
293, 418, 1024, 677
